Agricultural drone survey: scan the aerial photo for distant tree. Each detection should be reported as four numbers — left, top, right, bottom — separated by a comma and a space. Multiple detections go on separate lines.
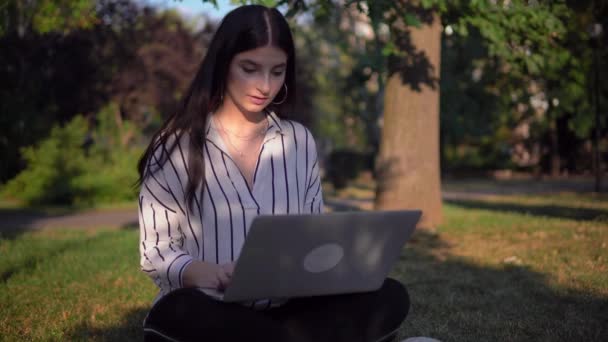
0, 0, 97, 37
445, 0, 606, 181
0, 0, 215, 182
107, 8, 216, 128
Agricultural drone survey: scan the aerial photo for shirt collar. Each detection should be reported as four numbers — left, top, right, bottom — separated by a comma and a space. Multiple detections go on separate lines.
265, 110, 284, 134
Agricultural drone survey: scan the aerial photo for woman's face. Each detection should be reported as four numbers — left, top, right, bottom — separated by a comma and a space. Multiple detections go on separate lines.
224, 45, 288, 114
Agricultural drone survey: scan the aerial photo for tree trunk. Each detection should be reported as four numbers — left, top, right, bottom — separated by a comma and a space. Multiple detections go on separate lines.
374, 12, 443, 229
593, 41, 602, 192
549, 115, 560, 177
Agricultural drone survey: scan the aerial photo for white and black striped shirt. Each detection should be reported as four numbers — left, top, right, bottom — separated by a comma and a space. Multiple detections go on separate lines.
138, 111, 324, 308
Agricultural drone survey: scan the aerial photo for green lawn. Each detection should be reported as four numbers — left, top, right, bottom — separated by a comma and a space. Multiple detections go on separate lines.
1, 191, 607, 341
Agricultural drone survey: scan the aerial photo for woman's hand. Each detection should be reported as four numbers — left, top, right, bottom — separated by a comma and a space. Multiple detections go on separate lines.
182, 260, 235, 291
217, 262, 235, 291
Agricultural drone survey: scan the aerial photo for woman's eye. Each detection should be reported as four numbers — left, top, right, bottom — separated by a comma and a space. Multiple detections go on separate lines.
242, 68, 256, 73
272, 71, 284, 77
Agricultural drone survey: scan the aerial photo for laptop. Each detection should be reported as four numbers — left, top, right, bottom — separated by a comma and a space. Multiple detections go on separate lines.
216, 210, 421, 302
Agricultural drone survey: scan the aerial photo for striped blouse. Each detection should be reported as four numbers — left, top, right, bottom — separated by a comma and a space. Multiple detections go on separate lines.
138, 111, 325, 307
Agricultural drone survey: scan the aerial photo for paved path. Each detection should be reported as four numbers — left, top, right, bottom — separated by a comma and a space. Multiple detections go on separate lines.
0, 178, 601, 232
0, 192, 476, 232
0, 208, 138, 232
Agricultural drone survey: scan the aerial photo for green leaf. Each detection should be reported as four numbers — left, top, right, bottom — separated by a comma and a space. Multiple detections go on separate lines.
381, 41, 403, 57
403, 13, 422, 28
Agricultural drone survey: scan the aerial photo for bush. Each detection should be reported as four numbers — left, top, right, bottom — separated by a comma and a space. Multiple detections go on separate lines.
3, 103, 143, 206
326, 149, 374, 189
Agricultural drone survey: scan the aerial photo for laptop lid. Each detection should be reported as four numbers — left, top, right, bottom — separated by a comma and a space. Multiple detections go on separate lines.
223, 210, 421, 302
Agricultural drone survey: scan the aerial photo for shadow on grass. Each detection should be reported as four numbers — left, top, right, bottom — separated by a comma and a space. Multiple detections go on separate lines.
0, 207, 57, 239
393, 230, 608, 341
68, 307, 148, 341
1, 231, 123, 285
121, 221, 139, 230
445, 199, 608, 221
441, 178, 605, 195
1, 238, 82, 282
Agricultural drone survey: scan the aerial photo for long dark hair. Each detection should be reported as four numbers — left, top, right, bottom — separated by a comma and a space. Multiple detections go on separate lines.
136, 5, 296, 210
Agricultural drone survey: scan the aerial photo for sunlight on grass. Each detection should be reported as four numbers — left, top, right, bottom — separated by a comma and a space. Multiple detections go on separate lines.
440, 204, 608, 296
0, 228, 156, 341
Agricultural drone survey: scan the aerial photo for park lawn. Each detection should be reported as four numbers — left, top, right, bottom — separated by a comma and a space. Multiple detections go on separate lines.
395, 204, 607, 341
1, 194, 607, 341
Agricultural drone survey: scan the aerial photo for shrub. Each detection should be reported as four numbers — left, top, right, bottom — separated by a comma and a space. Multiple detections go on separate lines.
3, 103, 143, 206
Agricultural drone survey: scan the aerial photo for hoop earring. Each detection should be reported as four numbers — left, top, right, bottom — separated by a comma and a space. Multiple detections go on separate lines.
272, 84, 288, 105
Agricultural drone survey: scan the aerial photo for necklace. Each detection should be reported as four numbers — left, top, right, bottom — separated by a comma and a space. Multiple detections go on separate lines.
214, 116, 268, 158
216, 116, 268, 140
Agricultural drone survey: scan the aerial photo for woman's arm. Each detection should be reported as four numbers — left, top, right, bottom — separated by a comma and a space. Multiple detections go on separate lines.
139, 146, 235, 291
138, 163, 194, 292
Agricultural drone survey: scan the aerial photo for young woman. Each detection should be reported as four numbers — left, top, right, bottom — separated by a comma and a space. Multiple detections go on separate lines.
137, 5, 410, 342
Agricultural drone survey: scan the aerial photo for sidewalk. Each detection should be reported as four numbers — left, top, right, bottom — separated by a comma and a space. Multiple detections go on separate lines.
1, 177, 601, 232
0, 207, 138, 232
0, 191, 479, 232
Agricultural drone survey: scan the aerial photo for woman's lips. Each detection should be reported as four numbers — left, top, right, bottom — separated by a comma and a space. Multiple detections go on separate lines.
249, 95, 268, 105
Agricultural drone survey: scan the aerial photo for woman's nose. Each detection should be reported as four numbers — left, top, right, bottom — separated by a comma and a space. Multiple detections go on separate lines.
257, 73, 271, 94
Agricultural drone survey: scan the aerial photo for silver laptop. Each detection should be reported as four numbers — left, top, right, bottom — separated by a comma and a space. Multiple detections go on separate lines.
220, 210, 421, 302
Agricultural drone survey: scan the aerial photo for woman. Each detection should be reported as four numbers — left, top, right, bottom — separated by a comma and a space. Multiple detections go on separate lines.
137, 5, 410, 342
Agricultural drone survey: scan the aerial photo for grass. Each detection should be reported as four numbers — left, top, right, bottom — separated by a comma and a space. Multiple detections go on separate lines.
395, 205, 607, 341
0, 228, 156, 341
0, 186, 607, 341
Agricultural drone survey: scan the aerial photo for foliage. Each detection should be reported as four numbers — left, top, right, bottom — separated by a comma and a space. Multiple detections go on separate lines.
2, 103, 143, 206
0, 0, 97, 36
2, 0, 605, 192
441, 0, 606, 173
290, 7, 372, 152
0, 0, 215, 183
441, 40, 514, 171
2, 116, 90, 205
452, 0, 593, 131
237, 0, 607, 175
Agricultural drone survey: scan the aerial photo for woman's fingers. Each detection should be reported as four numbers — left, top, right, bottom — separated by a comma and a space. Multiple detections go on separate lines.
208, 275, 220, 289
222, 262, 235, 278
217, 266, 232, 291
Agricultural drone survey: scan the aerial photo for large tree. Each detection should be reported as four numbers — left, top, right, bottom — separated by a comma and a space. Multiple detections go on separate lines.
373, 4, 443, 228
221, 0, 446, 227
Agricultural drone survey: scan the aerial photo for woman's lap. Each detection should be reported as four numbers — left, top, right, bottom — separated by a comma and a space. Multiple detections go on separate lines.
144, 278, 410, 342
268, 278, 410, 342
144, 288, 285, 341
